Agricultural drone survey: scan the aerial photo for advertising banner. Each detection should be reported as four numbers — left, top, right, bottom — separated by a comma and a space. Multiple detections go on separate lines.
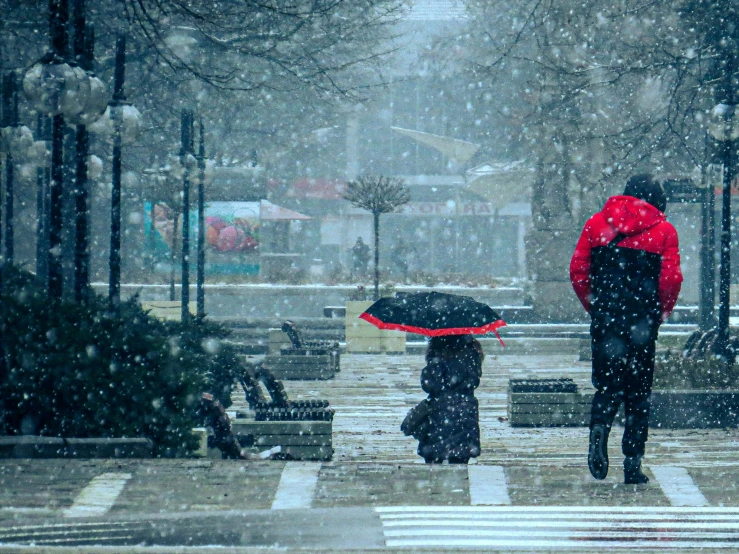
144, 201, 261, 275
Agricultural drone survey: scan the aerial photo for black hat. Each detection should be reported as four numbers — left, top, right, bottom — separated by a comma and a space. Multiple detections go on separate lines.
623, 174, 667, 213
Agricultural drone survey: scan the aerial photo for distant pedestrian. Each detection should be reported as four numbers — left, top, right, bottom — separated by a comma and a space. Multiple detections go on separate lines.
570, 174, 683, 484
413, 335, 483, 464
351, 237, 370, 278
391, 239, 411, 281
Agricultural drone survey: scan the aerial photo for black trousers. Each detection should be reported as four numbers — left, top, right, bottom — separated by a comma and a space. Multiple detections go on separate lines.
590, 316, 658, 458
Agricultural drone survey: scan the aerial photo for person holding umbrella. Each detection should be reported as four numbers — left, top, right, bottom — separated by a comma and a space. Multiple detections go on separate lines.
417, 334, 485, 463
570, 174, 683, 484
360, 291, 506, 463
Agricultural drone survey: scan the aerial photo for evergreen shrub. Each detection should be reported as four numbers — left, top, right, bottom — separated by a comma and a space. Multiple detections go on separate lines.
0, 266, 244, 456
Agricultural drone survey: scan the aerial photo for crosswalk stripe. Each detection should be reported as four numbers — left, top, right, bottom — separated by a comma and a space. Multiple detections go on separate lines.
384, 529, 739, 539
380, 513, 739, 521
650, 465, 710, 507
468, 465, 510, 505
377, 506, 739, 513
375, 506, 739, 549
63, 473, 132, 518
386, 538, 739, 548
382, 520, 739, 529
271, 462, 321, 510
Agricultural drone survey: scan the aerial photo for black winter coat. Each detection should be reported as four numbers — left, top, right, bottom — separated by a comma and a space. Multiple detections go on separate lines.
417, 356, 481, 461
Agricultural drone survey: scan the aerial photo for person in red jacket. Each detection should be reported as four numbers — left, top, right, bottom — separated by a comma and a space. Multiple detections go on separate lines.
570, 174, 683, 484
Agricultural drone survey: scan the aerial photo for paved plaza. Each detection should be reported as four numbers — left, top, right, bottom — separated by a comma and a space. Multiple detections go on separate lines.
0, 353, 737, 551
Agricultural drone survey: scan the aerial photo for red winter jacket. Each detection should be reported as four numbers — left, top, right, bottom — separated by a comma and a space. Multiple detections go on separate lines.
570, 195, 683, 319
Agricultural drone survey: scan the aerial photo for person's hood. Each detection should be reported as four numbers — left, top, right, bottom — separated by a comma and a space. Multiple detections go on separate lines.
600, 195, 666, 235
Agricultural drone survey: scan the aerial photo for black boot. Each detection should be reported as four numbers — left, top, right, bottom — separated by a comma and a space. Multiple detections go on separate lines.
624, 456, 649, 484
588, 424, 609, 480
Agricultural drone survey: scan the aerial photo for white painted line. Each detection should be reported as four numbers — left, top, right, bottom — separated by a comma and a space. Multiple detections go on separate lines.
376, 505, 737, 513
651, 466, 710, 507
385, 529, 739, 539
468, 465, 510, 505
271, 462, 321, 510
63, 473, 132, 518
0, 507, 56, 515
386, 538, 739, 548
380, 512, 739, 521
381, 520, 739, 530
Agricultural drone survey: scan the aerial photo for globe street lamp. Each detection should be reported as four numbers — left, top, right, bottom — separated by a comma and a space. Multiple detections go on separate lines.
1, 72, 35, 265
708, 100, 738, 358
22, 0, 107, 300
88, 35, 141, 312
68, 23, 108, 302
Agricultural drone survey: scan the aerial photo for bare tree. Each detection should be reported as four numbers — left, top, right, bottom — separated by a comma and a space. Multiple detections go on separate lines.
461, 0, 736, 214
343, 175, 409, 300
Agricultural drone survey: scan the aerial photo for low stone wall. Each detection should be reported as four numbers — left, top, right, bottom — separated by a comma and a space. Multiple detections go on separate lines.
0, 437, 153, 458
92, 283, 524, 319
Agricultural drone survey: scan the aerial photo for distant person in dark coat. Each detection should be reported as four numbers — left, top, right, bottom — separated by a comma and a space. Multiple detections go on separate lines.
351, 237, 370, 278
418, 335, 484, 464
570, 174, 683, 484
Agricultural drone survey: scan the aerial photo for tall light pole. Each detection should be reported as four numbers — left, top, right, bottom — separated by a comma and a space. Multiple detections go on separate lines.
72, 1, 88, 301
23, 0, 101, 299
49, 0, 69, 300
108, 35, 126, 312
709, 57, 737, 357
35, 116, 52, 282
69, 0, 108, 302
196, 117, 206, 322
179, 109, 195, 322
699, 163, 716, 331
1, 72, 18, 264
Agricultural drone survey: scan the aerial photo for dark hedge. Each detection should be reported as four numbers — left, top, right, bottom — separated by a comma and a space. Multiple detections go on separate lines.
0, 266, 244, 456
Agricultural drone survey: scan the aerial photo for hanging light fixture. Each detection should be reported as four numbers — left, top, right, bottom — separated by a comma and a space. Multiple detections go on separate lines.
22, 53, 92, 119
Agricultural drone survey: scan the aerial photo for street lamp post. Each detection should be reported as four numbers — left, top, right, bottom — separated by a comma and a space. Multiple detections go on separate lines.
2, 72, 35, 267
72, 1, 89, 298
87, 34, 140, 312
707, 55, 738, 357
717, 109, 736, 356
35, 116, 52, 281
196, 118, 206, 322
68, 0, 107, 301
699, 165, 717, 331
179, 109, 195, 322
109, 36, 126, 312
23, 0, 104, 299
2, 73, 17, 265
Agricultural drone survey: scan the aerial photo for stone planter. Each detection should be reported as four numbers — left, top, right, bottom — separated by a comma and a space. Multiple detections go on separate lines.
508, 379, 739, 428
345, 301, 406, 354
231, 420, 332, 461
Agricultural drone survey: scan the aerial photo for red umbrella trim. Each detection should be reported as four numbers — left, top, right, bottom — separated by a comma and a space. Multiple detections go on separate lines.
359, 312, 507, 347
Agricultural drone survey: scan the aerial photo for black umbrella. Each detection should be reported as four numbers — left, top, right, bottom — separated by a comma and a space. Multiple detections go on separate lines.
359, 291, 506, 345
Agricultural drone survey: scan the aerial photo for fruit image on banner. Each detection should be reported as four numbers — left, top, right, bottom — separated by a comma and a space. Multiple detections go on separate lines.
204, 202, 260, 253
146, 201, 260, 255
